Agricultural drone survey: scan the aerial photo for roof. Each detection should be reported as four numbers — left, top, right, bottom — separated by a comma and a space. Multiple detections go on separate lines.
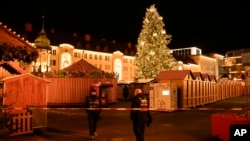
192, 72, 203, 80
0, 73, 51, 83
0, 22, 36, 51
62, 59, 102, 73
0, 22, 39, 64
201, 73, 210, 81
157, 70, 194, 80
209, 75, 217, 81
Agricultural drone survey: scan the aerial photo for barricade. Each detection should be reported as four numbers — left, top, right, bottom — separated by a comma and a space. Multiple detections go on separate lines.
211, 113, 250, 141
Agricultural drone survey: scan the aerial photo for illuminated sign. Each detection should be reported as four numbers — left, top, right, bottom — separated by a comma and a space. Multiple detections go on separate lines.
162, 90, 169, 95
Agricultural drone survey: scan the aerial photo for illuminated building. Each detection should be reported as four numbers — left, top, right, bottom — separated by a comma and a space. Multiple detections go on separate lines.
172, 47, 224, 80
219, 49, 250, 80
11, 22, 221, 81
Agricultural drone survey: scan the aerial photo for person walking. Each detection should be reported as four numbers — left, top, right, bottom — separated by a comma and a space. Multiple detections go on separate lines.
122, 85, 129, 100
85, 89, 102, 140
130, 88, 152, 141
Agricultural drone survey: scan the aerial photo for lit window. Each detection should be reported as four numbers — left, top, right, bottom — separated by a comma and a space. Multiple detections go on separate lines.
74, 52, 77, 57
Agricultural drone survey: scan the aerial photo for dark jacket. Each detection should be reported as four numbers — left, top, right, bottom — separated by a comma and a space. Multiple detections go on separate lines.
130, 93, 152, 125
85, 95, 102, 116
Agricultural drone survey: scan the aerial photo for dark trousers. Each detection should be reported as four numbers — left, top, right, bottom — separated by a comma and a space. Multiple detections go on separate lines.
133, 121, 146, 141
87, 115, 99, 136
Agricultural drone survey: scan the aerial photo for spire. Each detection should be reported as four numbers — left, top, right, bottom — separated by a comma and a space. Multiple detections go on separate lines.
39, 11, 46, 36
40, 14, 46, 35
34, 13, 51, 50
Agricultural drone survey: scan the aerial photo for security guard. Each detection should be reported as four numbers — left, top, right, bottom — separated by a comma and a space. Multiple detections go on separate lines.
130, 88, 152, 141
85, 89, 102, 140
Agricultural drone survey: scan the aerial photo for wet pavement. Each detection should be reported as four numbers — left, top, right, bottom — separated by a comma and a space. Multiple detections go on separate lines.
2, 95, 250, 141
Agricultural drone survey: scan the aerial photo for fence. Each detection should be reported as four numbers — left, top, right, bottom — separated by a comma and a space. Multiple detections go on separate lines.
46, 77, 117, 106
180, 79, 247, 108
9, 111, 33, 136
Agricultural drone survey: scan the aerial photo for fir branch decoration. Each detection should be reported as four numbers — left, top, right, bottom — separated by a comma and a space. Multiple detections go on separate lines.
0, 43, 39, 64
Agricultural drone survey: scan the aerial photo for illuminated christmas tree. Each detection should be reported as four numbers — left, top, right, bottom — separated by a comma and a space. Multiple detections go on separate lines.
134, 4, 177, 79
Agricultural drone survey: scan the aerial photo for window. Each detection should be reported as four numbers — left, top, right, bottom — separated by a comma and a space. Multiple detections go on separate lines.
123, 66, 128, 71
90, 54, 92, 59
74, 52, 77, 57
77, 42, 81, 48
52, 50, 56, 55
123, 58, 128, 63
86, 43, 91, 50
95, 45, 100, 51
94, 55, 97, 60
50, 60, 56, 66
187, 49, 191, 55
99, 55, 102, 60
84, 53, 87, 58
235, 51, 241, 56
236, 58, 242, 64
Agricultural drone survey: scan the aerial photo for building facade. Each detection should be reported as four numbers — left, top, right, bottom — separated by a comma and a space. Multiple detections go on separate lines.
218, 48, 250, 80
13, 22, 221, 81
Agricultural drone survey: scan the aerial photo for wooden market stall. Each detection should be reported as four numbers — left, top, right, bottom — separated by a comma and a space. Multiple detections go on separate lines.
0, 22, 40, 136
0, 73, 50, 136
156, 70, 195, 108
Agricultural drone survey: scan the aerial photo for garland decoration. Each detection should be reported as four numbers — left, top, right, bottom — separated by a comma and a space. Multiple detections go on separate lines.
0, 43, 39, 64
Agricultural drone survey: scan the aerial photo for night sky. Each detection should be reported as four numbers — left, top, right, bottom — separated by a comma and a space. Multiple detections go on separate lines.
0, 0, 248, 55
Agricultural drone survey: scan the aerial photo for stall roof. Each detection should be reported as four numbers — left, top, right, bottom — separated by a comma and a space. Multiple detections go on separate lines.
0, 73, 51, 83
157, 70, 195, 80
0, 22, 38, 74
0, 22, 36, 52
63, 58, 102, 73
192, 72, 204, 80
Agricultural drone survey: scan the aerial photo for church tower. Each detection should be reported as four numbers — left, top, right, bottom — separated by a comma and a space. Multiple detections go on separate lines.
33, 15, 51, 72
